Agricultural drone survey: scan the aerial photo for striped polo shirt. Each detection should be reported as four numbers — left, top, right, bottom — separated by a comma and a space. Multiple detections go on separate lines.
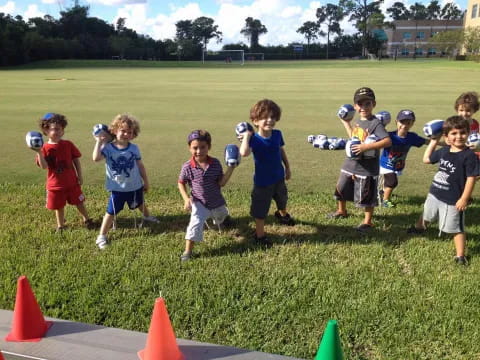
178, 156, 226, 210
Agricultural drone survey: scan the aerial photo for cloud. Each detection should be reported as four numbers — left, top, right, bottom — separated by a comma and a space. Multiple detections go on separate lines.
0, 1, 15, 14
87, 0, 146, 5
24, 4, 44, 19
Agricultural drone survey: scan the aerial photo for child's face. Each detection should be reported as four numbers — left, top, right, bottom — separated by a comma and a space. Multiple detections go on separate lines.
189, 139, 210, 162
45, 123, 64, 142
254, 115, 277, 133
114, 124, 134, 143
396, 119, 414, 135
446, 127, 469, 149
354, 100, 376, 119
457, 104, 474, 121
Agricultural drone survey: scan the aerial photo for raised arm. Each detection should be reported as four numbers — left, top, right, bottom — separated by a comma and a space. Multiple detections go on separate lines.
423, 138, 439, 164
92, 138, 106, 162
239, 131, 252, 157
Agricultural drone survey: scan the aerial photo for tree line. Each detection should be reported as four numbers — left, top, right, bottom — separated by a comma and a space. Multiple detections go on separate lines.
0, 1, 468, 66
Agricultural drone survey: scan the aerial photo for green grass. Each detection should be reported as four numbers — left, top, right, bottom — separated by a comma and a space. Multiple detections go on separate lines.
2, 59, 480, 359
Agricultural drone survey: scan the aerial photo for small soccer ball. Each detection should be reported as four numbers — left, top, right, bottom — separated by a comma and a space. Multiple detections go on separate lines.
467, 132, 480, 150
92, 124, 109, 137
423, 119, 444, 138
345, 137, 361, 159
376, 111, 391, 126
363, 134, 379, 158
336, 138, 346, 150
337, 104, 355, 122
313, 135, 329, 149
328, 137, 338, 150
25, 131, 44, 149
225, 144, 241, 167
235, 122, 254, 140
307, 135, 315, 143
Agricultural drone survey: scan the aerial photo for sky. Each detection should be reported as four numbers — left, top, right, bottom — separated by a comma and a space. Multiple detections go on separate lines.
0, 0, 467, 50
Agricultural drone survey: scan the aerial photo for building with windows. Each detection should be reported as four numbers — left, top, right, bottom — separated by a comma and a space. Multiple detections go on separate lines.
384, 19, 463, 58
465, 0, 480, 27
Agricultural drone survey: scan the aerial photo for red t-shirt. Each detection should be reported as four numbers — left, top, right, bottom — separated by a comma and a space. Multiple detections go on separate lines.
38, 140, 81, 190
470, 118, 479, 133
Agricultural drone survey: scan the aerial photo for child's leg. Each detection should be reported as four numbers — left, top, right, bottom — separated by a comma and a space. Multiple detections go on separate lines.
184, 239, 195, 254
337, 200, 347, 215
55, 208, 65, 228
255, 218, 266, 238
75, 203, 90, 222
453, 232, 466, 257
383, 187, 393, 201
99, 213, 114, 236
363, 206, 374, 225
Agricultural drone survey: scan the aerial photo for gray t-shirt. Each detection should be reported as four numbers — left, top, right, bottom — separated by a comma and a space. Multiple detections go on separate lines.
341, 116, 389, 176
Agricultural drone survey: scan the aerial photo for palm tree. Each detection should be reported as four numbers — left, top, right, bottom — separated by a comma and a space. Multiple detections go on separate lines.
297, 21, 322, 55
317, 4, 344, 59
240, 17, 267, 51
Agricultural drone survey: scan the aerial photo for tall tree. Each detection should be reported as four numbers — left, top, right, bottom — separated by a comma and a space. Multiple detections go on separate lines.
240, 17, 267, 50
316, 4, 344, 59
59, 5, 89, 39
296, 21, 321, 55
426, 0, 441, 20
440, 2, 463, 31
386, 2, 410, 20
175, 20, 193, 41
191, 16, 222, 51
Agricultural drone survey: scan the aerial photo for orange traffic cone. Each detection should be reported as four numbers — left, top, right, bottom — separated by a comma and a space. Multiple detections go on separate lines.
138, 298, 185, 360
5, 276, 52, 342
0, 349, 5, 360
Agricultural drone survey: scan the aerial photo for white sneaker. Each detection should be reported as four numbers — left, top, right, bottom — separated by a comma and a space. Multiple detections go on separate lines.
143, 215, 160, 223
96, 235, 108, 250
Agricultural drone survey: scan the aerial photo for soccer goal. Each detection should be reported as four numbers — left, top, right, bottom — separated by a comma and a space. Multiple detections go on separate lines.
245, 53, 265, 61
202, 50, 244, 65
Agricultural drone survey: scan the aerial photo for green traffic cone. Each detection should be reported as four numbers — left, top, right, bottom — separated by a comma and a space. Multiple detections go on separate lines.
314, 320, 344, 360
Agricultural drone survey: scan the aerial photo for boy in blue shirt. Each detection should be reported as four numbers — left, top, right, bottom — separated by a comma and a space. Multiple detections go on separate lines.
379, 110, 427, 208
239, 99, 294, 246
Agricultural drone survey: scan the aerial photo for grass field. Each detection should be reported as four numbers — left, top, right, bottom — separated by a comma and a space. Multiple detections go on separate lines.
2, 59, 480, 359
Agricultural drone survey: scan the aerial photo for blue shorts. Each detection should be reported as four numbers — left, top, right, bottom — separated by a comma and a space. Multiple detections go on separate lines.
106, 188, 144, 215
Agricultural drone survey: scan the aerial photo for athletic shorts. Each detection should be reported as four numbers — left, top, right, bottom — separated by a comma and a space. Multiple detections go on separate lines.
106, 187, 144, 215
334, 170, 378, 207
46, 184, 85, 210
186, 201, 229, 242
383, 172, 398, 189
250, 180, 288, 219
423, 193, 464, 234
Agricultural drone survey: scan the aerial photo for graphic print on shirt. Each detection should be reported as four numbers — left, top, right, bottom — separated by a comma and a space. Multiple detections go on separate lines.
387, 151, 406, 170
432, 158, 456, 191
352, 126, 368, 142
45, 148, 66, 174
108, 152, 136, 182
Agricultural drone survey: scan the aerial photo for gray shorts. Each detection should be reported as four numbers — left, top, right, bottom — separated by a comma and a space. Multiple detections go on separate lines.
423, 193, 465, 234
250, 180, 288, 219
334, 170, 378, 207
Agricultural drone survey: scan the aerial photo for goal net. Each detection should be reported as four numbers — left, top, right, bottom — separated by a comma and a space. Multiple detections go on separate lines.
245, 53, 265, 61
202, 50, 245, 65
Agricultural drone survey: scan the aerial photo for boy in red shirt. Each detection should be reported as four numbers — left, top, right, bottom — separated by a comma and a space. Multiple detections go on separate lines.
33, 113, 94, 231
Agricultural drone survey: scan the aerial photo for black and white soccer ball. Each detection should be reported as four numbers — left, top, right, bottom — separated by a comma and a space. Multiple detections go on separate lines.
225, 144, 241, 167
235, 122, 254, 140
337, 104, 355, 122
376, 111, 391, 126
307, 135, 316, 143
25, 131, 44, 149
467, 132, 480, 150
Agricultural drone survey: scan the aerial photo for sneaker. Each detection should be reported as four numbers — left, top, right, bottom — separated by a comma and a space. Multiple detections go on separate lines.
454, 256, 468, 266
180, 252, 193, 262
254, 234, 273, 247
143, 215, 160, 224
326, 212, 348, 219
274, 211, 295, 226
382, 200, 396, 208
96, 235, 108, 250
84, 218, 95, 230
407, 226, 425, 235
56, 226, 67, 233
356, 223, 373, 233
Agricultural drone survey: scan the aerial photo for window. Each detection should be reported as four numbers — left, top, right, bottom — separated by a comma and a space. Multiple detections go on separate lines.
472, 4, 478, 18
401, 48, 410, 55
416, 32, 425, 39
403, 32, 411, 39
428, 48, 436, 55
415, 48, 423, 55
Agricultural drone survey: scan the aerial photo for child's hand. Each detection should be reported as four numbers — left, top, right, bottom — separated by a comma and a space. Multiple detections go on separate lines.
351, 143, 365, 155
143, 182, 149, 192
285, 167, 291, 180
456, 197, 469, 211
183, 199, 192, 211
77, 175, 83, 185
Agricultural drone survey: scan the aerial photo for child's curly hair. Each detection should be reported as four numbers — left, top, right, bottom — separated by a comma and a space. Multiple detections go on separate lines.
249, 99, 282, 124
454, 92, 479, 113
38, 113, 68, 135
109, 114, 140, 138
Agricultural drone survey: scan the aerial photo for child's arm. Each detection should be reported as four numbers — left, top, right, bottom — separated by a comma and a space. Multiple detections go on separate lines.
340, 119, 354, 138
218, 166, 235, 187
34, 149, 48, 169
456, 177, 476, 211
354, 136, 392, 154
280, 147, 291, 180
239, 131, 252, 157
177, 182, 191, 211
137, 160, 149, 192
422, 138, 439, 164
72, 157, 83, 185
92, 138, 106, 162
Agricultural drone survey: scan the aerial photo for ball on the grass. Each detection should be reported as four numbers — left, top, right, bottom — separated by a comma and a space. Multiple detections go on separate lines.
25, 131, 44, 149
307, 135, 315, 143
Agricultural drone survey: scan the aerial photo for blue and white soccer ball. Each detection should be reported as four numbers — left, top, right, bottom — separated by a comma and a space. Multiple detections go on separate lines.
25, 131, 44, 149
336, 138, 346, 150
345, 137, 361, 159
328, 137, 338, 150
423, 119, 444, 138
376, 111, 391, 126
307, 135, 316, 143
235, 122, 254, 140
467, 132, 480, 150
225, 144, 241, 167
313, 134, 329, 149
363, 134, 379, 158
92, 124, 109, 137
337, 104, 355, 122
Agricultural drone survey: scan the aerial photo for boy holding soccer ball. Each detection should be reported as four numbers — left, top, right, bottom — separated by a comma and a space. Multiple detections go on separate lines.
239, 99, 294, 247
178, 130, 236, 261
329, 87, 391, 233
408, 116, 479, 265
34, 113, 94, 231
92, 114, 159, 249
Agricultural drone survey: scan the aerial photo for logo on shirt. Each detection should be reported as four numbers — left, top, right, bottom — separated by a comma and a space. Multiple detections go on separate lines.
109, 153, 136, 178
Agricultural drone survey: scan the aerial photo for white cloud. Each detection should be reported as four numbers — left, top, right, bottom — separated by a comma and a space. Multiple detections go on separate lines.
24, 4, 44, 19
88, 0, 146, 5
42, 0, 64, 4
0, 1, 15, 14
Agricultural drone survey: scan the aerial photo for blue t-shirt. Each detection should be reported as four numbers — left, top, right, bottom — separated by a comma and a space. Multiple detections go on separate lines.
380, 131, 426, 173
249, 129, 285, 187
102, 142, 143, 192
429, 146, 479, 205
